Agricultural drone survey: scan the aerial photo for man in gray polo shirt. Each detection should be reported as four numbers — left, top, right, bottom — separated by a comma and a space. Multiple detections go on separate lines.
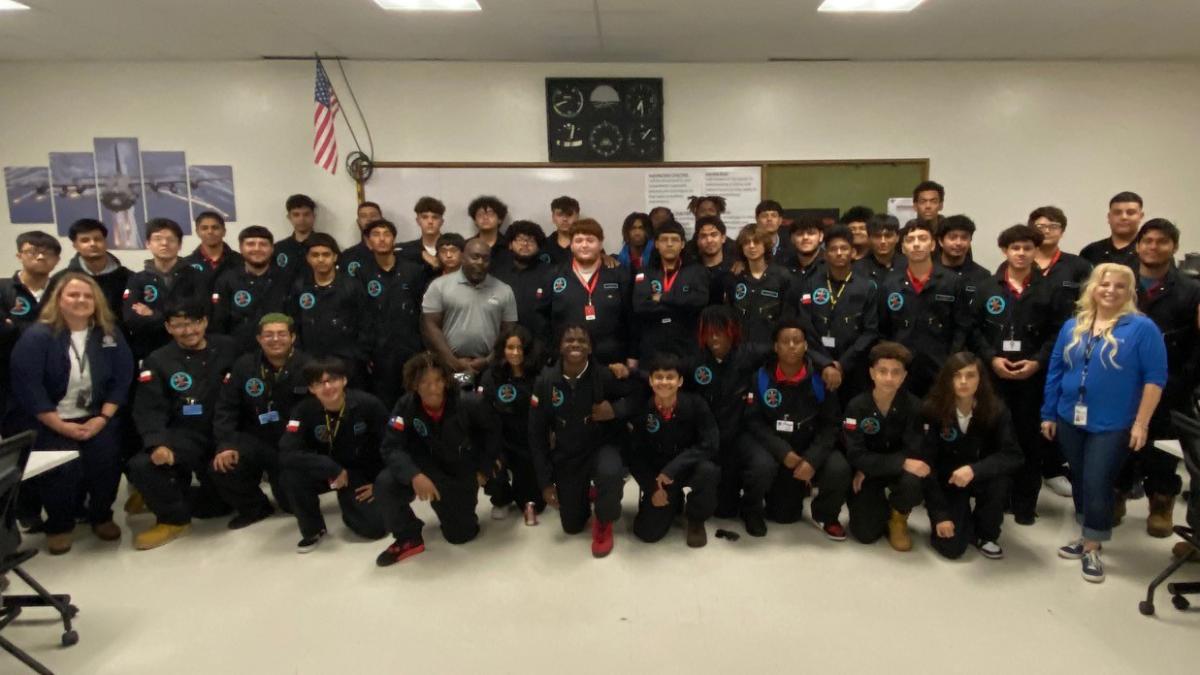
421, 239, 517, 376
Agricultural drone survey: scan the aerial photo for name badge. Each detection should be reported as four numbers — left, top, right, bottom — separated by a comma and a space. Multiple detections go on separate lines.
182, 404, 204, 416
821, 336, 836, 348
775, 419, 794, 433
661, 317, 672, 324
1003, 340, 1022, 352
602, 283, 619, 290
761, 290, 780, 299
584, 305, 597, 321
258, 410, 280, 425
1073, 403, 1088, 426
935, 294, 955, 302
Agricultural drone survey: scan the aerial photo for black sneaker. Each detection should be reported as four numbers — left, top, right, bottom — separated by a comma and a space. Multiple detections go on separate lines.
742, 510, 768, 537
227, 506, 274, 530
375, 538, 425, 567
1014, 512, 1037, 526
296, 530, 325, 554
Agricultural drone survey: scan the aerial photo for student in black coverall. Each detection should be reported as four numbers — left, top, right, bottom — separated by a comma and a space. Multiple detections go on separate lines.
210, 313, 311, 529
479, 325, 545, 524
373, 352, 500, 566
210, 226, 291, 353
279, 357, 389, 553
744, 318, 852, 541
630, 354, 721, 547
127, 300, 238, 550
844, 341, 928, 551
923, 352, 1023, 560
529, 325, 643, 558
286, 233, 369, 386
631, 220, 709, 364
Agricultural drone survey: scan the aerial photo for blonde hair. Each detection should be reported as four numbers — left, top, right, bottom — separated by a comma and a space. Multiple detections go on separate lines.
38, 272, 117, 337
1063, 263, 1139, 369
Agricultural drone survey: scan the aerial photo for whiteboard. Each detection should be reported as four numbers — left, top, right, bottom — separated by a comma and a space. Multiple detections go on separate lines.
362, 164, 764, 244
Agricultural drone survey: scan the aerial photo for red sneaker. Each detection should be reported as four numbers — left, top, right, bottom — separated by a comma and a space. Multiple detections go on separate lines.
375, 538, 425, 567
588, 485, 598, 503
591, 518, 614, 558
822, 521, 847, 542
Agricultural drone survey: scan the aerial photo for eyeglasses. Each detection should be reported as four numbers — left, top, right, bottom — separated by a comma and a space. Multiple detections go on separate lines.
1035, 222, 1064, 231
19, 247, 58, 258
166, 319, 204, 331
312, 377, 345, 387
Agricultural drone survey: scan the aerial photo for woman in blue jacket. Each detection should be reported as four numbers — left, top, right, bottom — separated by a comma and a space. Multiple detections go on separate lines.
10, 272, 134, 554
1041, 263, 1167, 583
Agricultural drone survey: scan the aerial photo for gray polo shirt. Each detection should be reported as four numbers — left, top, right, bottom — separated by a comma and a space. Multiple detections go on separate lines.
422, 270, 518, 358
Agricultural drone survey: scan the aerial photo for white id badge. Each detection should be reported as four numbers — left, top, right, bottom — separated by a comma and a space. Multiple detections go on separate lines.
1003, 340, 1021, 352
776, 419, 795, 433
1073, 403, 1088, 426
821, 336, 836, 348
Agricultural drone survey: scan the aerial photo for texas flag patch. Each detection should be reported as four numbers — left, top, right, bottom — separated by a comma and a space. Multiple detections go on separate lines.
744, 392, 755, 405
389, 416, 405, 431
536, 288, 543, 299
285, 420, 301, 433
223, 373, 231, 384
211, 293, 220, 304
635, 273, 645, 283
138, 370, 153, 383
801, 293, 812, 305
530, 394, 539, 408
122, 289, 131, 300
843, 418, 858, 431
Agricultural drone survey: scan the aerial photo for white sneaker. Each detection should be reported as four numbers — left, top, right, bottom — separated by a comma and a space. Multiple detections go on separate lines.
490, 504, 509, 520
976, 540, 1004, 559
1044, 476, 1073, 498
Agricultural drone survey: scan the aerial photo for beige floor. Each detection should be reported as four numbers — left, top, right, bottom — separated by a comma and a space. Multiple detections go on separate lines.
3, 481, 1197, 675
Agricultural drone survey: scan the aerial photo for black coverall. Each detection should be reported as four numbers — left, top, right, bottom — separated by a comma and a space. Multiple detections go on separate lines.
794, 269, 879, 404
122, 260, 205, 361
355, 256, 429, 409
724, 264, 793, 349
843, 390, 926, 544
876, 265, 973, 397
479, 368, 544, 511
287, 271, 369, 383
542, 264, 633, 367
210, 266, 290, 352
631, 263, 709, 363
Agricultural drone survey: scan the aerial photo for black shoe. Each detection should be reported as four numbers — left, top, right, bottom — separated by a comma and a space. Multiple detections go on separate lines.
297, 530, 325, 554
742, 510, 768, 537
227, 505, 275, 530
193, 499, 234, 520
375, 537, 425, 567
1014, 512, 1037, 526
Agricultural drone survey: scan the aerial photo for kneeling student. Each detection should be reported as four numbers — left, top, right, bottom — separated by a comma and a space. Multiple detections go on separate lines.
373, 353, 499, 566
745, 318, 851, 541
479, 326, 544, 524
922, 352, 1022, 560
529, 325, 642, 558
630, 354, 721, 547
279, 357, 388, 553
844, 341, 928, 551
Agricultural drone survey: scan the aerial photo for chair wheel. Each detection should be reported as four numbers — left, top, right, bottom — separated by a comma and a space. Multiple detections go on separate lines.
1138, 600, 1155, 616
61, 630, 78, 647
1172, 595, 1190, 611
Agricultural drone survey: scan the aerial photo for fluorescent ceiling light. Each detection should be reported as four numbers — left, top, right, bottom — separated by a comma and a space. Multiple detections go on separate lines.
0, 0, 31, 10
374, 0, 481, 10
818, 0, 926, 12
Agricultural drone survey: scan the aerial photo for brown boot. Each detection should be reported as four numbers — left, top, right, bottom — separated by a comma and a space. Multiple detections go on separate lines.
134, 523, 190, 550
1146, 494, 1174, 538
46, 532, 72, 555
887, 509, 913, 552
1112, 493, 1127, 526
1172, 541, 1198, 562
686, 519, 707, 548
92, 521, 122, 541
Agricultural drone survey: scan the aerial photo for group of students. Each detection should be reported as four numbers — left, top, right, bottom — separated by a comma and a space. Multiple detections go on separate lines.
0, 181, 1196, 584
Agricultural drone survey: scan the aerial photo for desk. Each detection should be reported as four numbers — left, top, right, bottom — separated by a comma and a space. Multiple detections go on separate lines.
23, 451, 80, 480
1154, 439, 1183, 460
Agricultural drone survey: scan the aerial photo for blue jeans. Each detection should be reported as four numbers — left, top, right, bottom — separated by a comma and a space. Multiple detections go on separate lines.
1055, 420, 1129, 542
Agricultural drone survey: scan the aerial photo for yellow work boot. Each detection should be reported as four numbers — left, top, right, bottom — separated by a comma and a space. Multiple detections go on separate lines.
1146, 494, 1174, 538
123, 489, 146, 515
887, 509, 913, 552
134, 523, 190, 550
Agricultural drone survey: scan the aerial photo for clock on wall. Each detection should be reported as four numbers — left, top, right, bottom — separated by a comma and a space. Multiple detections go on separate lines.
546, 77, 664, 163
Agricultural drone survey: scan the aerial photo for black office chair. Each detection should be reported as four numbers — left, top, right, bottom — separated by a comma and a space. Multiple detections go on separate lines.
0, 431, 80, 674
1139, 410, 1200, 616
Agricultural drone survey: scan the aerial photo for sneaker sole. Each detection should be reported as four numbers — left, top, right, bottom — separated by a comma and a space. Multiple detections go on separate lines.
1082, 571, 1106, 583
978, 549, 1004, 560
1058, 550, 1084, 560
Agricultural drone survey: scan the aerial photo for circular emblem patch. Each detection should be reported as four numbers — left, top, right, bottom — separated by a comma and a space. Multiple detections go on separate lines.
347, 261, 361, 277
314, 424, 331, 443
551, 387, 565, 407
169, 371, 193, 392
646, 414, 660, 433
985, 295, 1006, 315
413, 418, 429, 438
298, 292, 316, 310
887, 292, 904, 312
693, 365, 713, 386
941, 426, 959, 442
552, 276, 567, 294
764, 388, 782, 409
143, 285, 160, 303
538, 253, 551, 265
191, 263, 205, 272
367, 280, 383, 298
276, 252, 289, 268
497, 383, 517, 403
650, 280, 663, 294
734, 283, 748, 301
244, 377, 265, 397
812, 288, 831, 305
233, 290, 252, 308
861, 417, 881, 435
10, 297, 31, 317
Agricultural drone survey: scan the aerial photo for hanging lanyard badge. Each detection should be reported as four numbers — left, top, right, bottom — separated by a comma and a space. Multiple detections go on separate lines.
822, 273, 851, 348
324, 404, 345, 455
1074, 323, 1102, 426
574, 262, 601, 321
257, 363, 281, 425
68, 339, 92, 409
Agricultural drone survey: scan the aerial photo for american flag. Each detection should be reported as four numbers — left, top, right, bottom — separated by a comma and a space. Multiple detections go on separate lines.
313, 61, 341, 174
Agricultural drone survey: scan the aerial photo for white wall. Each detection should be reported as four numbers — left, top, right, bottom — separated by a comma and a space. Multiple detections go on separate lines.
2, 59, 1199, 272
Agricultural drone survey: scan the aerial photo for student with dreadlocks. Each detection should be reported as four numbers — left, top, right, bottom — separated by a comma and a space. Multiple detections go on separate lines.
687, 195, 726, 221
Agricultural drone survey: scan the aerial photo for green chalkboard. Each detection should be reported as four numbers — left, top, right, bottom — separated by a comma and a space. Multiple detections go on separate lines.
763, 160, 929, 216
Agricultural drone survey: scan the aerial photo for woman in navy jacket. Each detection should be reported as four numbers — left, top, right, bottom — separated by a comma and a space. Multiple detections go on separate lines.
9, 272, 134, 554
